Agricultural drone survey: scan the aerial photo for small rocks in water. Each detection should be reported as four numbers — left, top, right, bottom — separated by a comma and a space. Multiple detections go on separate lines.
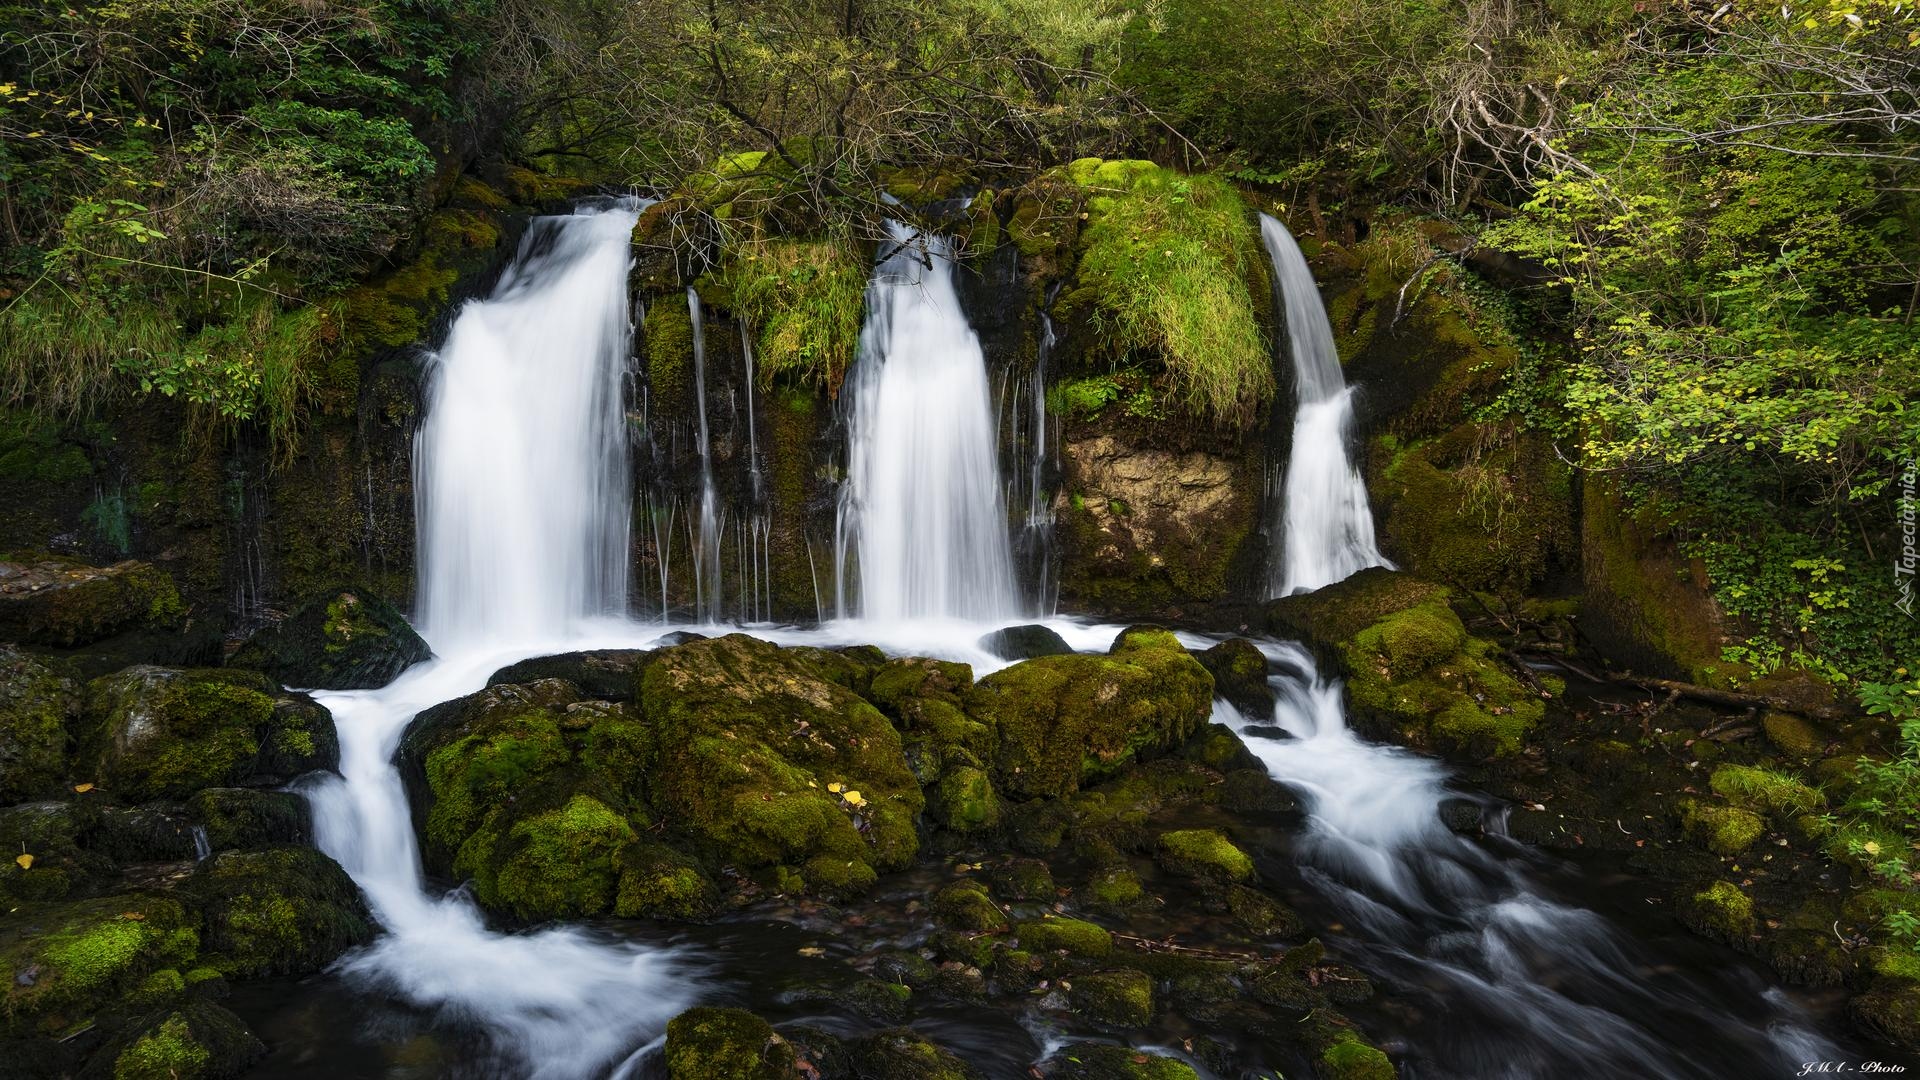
978, 624, 1073, 660
1438, 798, 1484, 833
649, 630, 709, 647
228, 587, 428, 690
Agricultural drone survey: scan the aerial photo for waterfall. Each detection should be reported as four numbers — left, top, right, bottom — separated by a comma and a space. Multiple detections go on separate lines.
688, 288, 724, 622
1225, 644, 1841, 1077
1010, 312, 1058, 617
1260, 213, 1390, 597
413, 206, 634, 647
740, 319, 763, 502
836, 221, 1018, 623
303, 200, 693, 1079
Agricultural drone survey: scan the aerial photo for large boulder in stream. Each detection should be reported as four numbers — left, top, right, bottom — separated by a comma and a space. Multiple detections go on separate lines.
228, 587, 429, 690
75, 667, 337, 801
1267, 568, 1550, 758
966, 626, 1213, 800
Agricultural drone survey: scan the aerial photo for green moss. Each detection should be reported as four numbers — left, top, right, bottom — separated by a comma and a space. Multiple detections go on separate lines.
1157, 828, 1254, 882
932, 881, 1008, 932
664, 1006, 794, 1080
1580, 477, 1732, 685
644, 299, 696, 410
720, 238, 867, 395
229, 587, 428, 691
1679, 801, 1766, 855
1056, 158, 1272, 425
1376, 604, 1468, 672
0, 558, 185, 648
967, 628, 1213, 799
1048, 1043, 1201, 1079
926, 766, 997, 833
615, 843, 718, 919
114, 1013, 212, 1080
850, 1028, 986, 1079
1376, 426, 1574, 597
129, 966, 186, 1006
1069, 969, 1154, 1027
639, 636, 923, 896
1083, 866, 1144, 908
1708, 764, 1823, 817
1017, 917, 1113, 958
478, 794, 638, 920
191, 847, 372, 977
0, 646, 76, 802
1319, 1031, 1394, 1080
1678, 880, 1756, 942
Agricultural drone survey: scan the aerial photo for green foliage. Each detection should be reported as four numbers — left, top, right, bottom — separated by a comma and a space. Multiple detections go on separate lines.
1828, 677, 1920, 885
1062, 159, 1272, 425
720, 238, 867, 394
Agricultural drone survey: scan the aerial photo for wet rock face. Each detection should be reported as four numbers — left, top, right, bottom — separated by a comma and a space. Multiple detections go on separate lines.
0, 557, 185, 649
1055, 433, 1261, 618
228, 587, 429, 691
79, 667, 338, 801
0, 647, 78, 803
978, 624, 1072, 661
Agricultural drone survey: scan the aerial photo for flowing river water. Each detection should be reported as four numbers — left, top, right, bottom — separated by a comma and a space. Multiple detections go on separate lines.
254, 204, 1880, 1078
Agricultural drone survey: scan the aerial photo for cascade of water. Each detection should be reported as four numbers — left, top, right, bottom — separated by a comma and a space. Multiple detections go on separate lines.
1260, 213, 1391, 597
836, 221, 1019, 623
1003, 310, 1058, 617
303, 201, 693, 1078
688, 288, 724, 621
1225, 644, 1841, 1078
413, 209, 634, 647
740, 319, 763, 502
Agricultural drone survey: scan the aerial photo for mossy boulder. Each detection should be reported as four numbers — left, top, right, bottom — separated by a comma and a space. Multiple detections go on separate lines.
966, 627, 1212, 800
0, 893, 197, 1037
931, 881, 1008, 932
1317, 1031, 1394, 1080
663, 1007, 794, 1080
847, 1028, 987, 1080
1196, 638, 1273, 716
1270, 570, 1544, 758
639, 635, 922, 896
399, 678, 715, 920
0, 558, 184, 649
228, 587, 428, 691
1706, 764, 1822, 818
187, 847, 372, 978
486, 649, 652, 701
1156, 828, 1254, 883
1016, 917, 1113, 959
1679, 802, 1765, 856
929, 766, 1001, 833
78, 668, 337, 801
1047, 1043, 1200, 1079
184, 789, 309, 852
104, 999, 265, 1080
1852, 980, 1920, 1051
0, 646, 78, 803
1676, 880, 1756, 943
1068, 969, 1154, 1027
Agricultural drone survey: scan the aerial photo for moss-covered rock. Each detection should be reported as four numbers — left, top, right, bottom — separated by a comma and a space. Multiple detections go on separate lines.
929, 766, 1001, 833
0, 647, 78, 803
228, 587, 428, 691
1579, 476, 1732, 684
1046, 1044, 1200, 1080
1706, 764, 1822, 818
1270, 570, 1543, 758
184, 789, 308, 852
978, 625, 1073, 661
1196, 638, 1272, 716
1676, 880, 1756, 943
1016, 917, 1113, 959
967, 627, 1212, 800
78, 667, 337, 800
0, 558, 185, 649
1068, 969, 1154, 1027
639, 635, 922, 896
486, 650, 651, 701
931, 881, 1007, 932
0, 893, 196, 1037
187, 847, 372, 978
1852, 979, 1920, 1051
1678, 802, 1765, 856
1082, 866, 1145, 910
848, 1028, 987, 1080
107, 998, 265, 1080
1317, 1031, 1394, 1080
663, 1006, 794, 1080
1156, 828, 1254, 882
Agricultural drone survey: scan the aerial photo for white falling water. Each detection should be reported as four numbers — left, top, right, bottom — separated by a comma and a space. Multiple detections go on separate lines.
1261, 213, 1390, 597
1225, 643, 1841, 1078
836, 222, 1018, 623
304, 200, 694, 1079
414, 206, 635, 648
687, 287, 725, 620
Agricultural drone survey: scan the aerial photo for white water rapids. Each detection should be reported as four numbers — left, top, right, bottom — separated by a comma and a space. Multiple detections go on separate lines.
1261, 213, 1391, 597
304, 202, 694, 1079
283, 198, 1852, 1079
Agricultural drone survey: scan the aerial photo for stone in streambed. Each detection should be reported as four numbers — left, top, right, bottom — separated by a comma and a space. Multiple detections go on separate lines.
978, 624, 1073, 660
188, 847, 373, 978
486, 649, 651, 700
1156, 828, 1254, 882
103, 998, 266, 1080
847, 1028, 986, 1080
966, 626, 1212, 800
77, 667, 337, 801
1045, 1043, 1201, 1079
664, 1006, 794, 1080
228, 587, 428, 691
0, 646, 78, 803
1196, 637, 1273, 716
1068, 968, 1154, 1027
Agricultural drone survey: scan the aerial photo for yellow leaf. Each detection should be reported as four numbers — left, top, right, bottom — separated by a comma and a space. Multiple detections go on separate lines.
844, 790, 865, 807
119, 911, 145, 921
73, 783, 94, 793
826, 782, 843, 794
14, 854, 31, 870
